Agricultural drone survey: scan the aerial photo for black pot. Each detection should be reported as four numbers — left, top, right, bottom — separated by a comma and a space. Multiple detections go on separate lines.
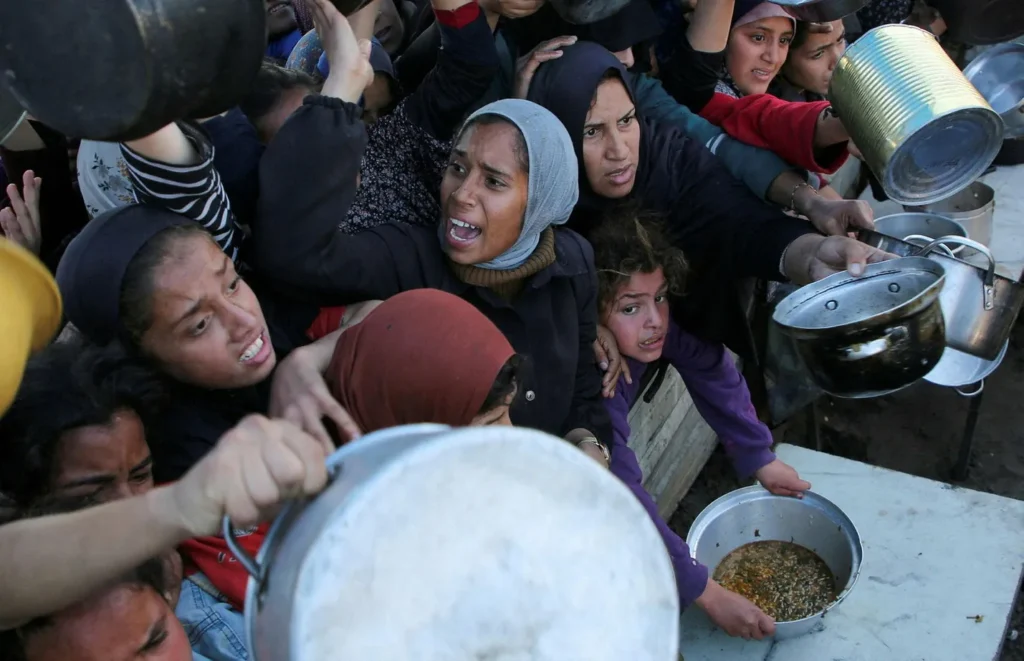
0, 0, 267, 141
930, 0, 1024, 45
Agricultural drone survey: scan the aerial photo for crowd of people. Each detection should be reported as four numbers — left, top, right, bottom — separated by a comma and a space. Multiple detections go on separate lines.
0, 0, 951, 656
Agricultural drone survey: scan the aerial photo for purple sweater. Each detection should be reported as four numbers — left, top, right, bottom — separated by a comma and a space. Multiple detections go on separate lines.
604, 318, 775, 609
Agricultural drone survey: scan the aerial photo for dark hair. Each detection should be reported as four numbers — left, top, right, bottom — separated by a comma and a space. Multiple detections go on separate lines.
119, 223, 211, 345
238, 59, 322, 125
588, 206, 689, 314
458, 114, 530, 174
0, 342, 165, 511
478, 354, 526, 414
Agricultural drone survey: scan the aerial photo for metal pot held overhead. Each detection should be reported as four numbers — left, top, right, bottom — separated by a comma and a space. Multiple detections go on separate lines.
773, 257, 947, 399
858, 232, 1024, 361
829, 25, 1004, 206
0, 0, 267, 141
773, 0, 871, 23
226, 424, 680, 661
929, 0, 1024, 46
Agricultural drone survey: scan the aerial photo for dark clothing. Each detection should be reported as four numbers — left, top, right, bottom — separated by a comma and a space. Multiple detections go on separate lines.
154, 383, 268, 483
265, 28, 303, 62
202, 108, 264, 228
658, 23, 727, 113
0, 121, 90, 271
252, 95, 612, 445
342, 6, 499, 233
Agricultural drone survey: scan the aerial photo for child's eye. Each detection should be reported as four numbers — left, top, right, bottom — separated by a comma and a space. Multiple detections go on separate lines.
622, 305, 639, 315
655, 295, 666, 303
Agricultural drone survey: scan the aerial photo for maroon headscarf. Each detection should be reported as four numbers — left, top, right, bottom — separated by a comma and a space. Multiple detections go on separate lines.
326, 289, 516, 432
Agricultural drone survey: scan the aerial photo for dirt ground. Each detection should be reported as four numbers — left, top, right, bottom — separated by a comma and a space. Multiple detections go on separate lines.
669, 319, 1024, 660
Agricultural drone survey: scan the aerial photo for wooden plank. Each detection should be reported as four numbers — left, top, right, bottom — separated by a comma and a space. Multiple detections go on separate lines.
627, 367, 719, 520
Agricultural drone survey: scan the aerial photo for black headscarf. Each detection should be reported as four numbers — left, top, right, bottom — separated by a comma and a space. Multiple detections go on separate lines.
527, 41, 699, 233
55, 205, 191, 345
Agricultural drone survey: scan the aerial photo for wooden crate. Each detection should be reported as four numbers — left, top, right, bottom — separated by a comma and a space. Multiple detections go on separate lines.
627, 366, 718, 520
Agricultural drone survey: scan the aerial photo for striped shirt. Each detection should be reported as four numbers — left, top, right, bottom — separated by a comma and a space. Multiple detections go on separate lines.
120, 122, 240, 262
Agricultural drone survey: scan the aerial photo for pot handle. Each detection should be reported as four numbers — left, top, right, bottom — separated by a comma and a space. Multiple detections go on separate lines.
905, 235, 956, 257
222, 517, 264, 581
955, 380, 985, 398
917, 235, 997, 309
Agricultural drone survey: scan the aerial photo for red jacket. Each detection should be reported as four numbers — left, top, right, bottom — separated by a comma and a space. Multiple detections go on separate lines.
700, 93, 848, 175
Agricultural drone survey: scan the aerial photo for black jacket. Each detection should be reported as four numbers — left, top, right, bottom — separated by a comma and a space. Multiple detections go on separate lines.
252, 96, 612, 445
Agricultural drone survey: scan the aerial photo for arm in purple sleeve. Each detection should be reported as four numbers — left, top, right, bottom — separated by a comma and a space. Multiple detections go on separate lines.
663, 319, 776, 478
604, 381, 709, 610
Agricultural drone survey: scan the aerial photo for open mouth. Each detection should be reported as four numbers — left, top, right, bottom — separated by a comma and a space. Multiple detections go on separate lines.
268, 1, 291, 15
239, 331, 271, 365
751, 68, 775, 80
606, 164, 634, 186
639, 334, 665, 349
447, 217, 482, 245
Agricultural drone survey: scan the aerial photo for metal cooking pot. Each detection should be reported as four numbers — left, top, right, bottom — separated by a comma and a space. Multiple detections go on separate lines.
686, 487, 863, 640
773, 0, 870, 23
963, 42, 1024, 139
904, 181, 995, 247
773, 257, 947, 399
924, 339, 1008, 393
929, 0, 1024, 45
829, 25, 1004, 206
874, 212, 967, 253
858, 232, 1024, 361
0, 0, 267, 141
916, 236, 1024, 361
226, 424, 680, 661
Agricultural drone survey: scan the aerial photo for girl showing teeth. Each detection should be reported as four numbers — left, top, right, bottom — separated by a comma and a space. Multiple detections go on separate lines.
590, 210, 810, 642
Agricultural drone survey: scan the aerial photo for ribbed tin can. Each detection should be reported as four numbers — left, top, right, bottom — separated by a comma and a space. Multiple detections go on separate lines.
829, 25, 1004, 206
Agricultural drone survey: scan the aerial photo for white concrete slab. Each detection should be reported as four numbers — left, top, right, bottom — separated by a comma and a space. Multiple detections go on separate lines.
679, 444, 1024, 661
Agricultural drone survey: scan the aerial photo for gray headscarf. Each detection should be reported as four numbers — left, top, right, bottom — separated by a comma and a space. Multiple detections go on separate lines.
454, 99, 579, 271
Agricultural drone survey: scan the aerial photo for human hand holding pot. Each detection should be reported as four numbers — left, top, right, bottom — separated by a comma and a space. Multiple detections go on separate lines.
783, 234, 895, 285
312, 0, 375, 103
168, 415, 331, 536
696, 577, 776, 640
804, 196, 875, 237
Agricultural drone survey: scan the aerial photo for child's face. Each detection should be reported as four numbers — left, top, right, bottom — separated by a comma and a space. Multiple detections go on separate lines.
602, 268, 670, 364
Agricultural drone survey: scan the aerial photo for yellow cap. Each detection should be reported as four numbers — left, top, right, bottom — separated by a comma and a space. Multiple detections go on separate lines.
0, 237, 62, 416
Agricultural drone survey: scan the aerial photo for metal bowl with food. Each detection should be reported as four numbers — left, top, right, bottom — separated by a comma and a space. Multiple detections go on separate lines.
772, 0, 870, 22
686, 487, 863, 639
773, 257, 947, 398
963, 41, 1024, 139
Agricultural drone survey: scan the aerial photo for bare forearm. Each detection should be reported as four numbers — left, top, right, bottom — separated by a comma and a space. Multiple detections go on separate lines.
348, 0, 380, 41
766, 171, 822, 218
0, 486, 189, 629
687, 0, 735, 52
124, 123, 200, 166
